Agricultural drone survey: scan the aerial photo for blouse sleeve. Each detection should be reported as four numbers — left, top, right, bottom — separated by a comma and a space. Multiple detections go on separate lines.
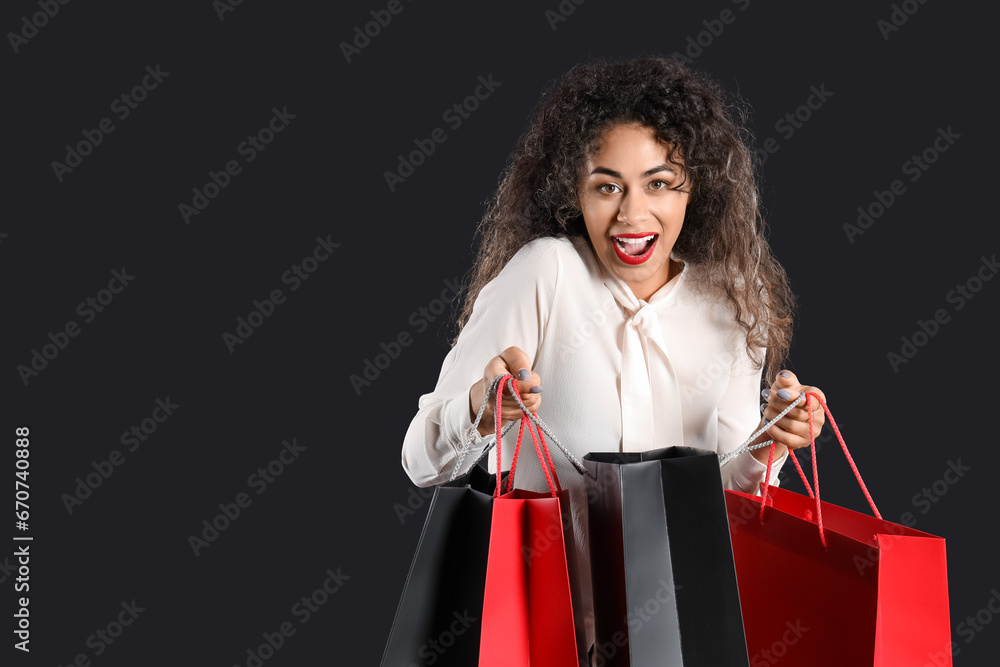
716, 342, 788, 495
400, 238, 562, 487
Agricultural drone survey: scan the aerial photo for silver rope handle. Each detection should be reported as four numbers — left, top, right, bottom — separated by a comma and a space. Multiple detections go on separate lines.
448, 374, 595, 482
718, 392, 805, 466
500, 376, 594, 480
449, 374, 509, 481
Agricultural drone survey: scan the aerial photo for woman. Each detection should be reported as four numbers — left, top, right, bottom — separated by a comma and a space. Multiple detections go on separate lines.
400, 55, 826, 658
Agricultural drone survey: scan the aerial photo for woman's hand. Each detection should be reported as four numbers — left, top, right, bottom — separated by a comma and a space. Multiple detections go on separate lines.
751, 370, 827, 465
469, 346, 542, 437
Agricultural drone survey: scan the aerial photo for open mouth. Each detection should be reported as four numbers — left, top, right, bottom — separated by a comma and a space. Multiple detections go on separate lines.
612, 233, 658, 265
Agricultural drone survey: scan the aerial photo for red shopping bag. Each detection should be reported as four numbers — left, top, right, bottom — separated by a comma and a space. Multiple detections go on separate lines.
479, 374, 580, 667
725, 393, 952, 666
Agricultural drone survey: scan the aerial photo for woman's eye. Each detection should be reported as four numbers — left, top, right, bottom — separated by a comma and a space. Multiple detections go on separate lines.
598, 183, 621, 194
649, 179, 671, 190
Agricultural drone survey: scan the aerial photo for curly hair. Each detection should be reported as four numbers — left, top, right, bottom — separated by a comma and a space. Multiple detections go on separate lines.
450, 55, 795, 381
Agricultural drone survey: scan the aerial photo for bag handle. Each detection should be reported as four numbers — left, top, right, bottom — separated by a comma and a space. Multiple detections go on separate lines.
450, 374, 506, 480
718, 393, 805, 466
449, 373, 593, 483
497, 375, 562, 498
760, 392, 881, 547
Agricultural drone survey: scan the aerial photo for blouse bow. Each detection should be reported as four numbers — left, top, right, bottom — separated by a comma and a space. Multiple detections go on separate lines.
600, 267, 686, 453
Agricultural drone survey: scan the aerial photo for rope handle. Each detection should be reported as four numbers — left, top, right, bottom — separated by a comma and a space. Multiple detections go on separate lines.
759, 391, 881, 548
718, 393, 805, 466
449, 374, 516, 481
500, 376, 562, 498
449, 374, 592, 483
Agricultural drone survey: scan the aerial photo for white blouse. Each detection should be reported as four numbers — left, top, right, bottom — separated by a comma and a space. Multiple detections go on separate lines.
400, 233, 788, 655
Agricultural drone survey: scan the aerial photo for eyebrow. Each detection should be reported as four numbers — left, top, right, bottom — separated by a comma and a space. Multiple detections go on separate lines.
589, 163, 678, 179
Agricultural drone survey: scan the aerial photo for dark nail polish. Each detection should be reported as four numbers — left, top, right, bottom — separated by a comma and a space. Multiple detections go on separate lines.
530, 386, 542, 394
518, 368, 529, 381
761, 389, 770, 399
779, 371, 790, 378
777, 389, 792, 400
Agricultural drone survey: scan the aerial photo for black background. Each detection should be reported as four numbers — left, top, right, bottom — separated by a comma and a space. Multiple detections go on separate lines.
3, 0, 997, 664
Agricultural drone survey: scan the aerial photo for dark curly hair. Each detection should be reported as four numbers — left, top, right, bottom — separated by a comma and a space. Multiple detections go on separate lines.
451, 55, 795, 381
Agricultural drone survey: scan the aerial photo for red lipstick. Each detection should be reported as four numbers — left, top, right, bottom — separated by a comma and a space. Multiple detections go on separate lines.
611, 233, 658, 265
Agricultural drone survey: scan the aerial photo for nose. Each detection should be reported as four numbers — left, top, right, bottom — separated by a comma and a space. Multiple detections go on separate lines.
617, 190, 650, 224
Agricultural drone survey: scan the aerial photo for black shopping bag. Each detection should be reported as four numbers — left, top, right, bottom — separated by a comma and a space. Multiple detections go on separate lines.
380, 464, 504, 667
583, 447, 749, 666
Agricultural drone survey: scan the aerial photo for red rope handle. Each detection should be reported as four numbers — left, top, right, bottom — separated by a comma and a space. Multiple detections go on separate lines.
807, 394, 826, 548
494, 376, 560, 498
507, 378, 560, 497
760, 441, 777, 524
522, 407, 561, 496
536, 426, 562, 493
789, 449, 815, 499
506, 417, 526, 494
759, 393, 826, 545
758, 391, 881, 548
493, 374, 512, 498
808, 391, 882, 519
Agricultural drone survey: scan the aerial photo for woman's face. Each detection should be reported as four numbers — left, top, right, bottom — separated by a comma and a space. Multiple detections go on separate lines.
577, 122, 690, 301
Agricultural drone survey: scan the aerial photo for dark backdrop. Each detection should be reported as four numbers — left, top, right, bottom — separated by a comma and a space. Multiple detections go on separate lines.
3, 0, 996, 664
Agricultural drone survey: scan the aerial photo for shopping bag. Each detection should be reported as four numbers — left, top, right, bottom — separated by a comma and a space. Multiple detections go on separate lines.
380, 379, 510, 667
725, 392, 952, 666
583, 446, 750, 666
479, 374, 580, 667
379, 465, 500, 667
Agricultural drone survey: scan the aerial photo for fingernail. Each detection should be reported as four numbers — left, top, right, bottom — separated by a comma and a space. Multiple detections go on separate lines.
777, 389, 792, 400
530, 386, 542, 394
760, 403, 767, 413
779, 371, 790, 378
761, 389, 770, 399
518, 368, 529, 381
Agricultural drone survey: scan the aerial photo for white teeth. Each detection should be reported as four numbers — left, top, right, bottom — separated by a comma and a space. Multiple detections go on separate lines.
614, 235, 656, 245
